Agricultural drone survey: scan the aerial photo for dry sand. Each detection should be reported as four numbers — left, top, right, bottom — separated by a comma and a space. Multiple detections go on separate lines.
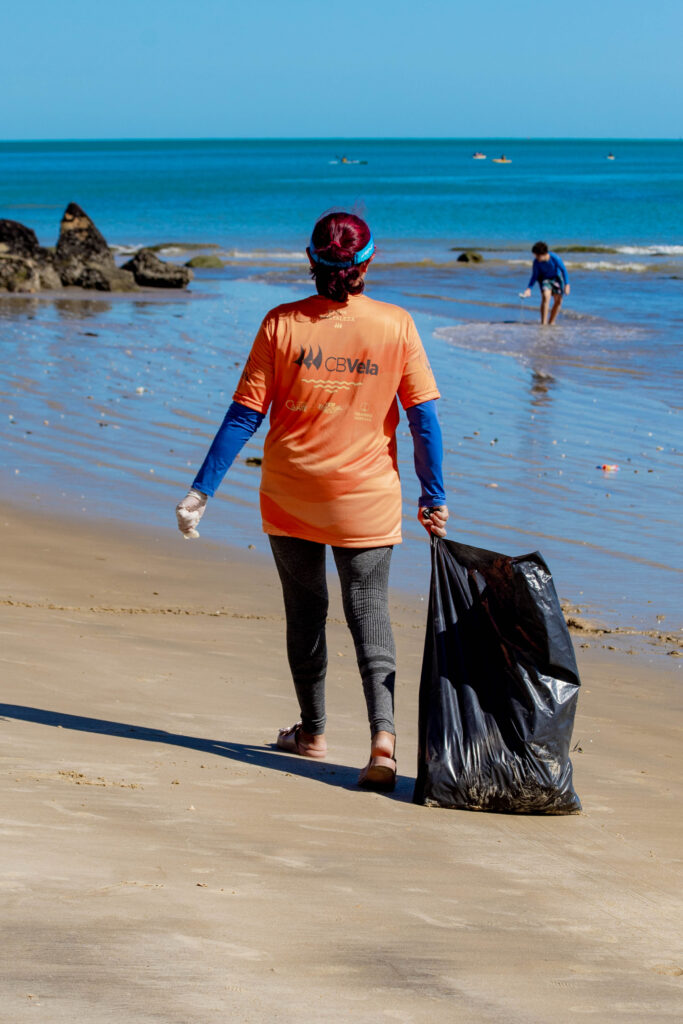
1, 505, 682, 1023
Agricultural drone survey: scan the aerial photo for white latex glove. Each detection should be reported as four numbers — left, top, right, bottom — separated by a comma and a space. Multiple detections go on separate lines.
176, 488, 208, 538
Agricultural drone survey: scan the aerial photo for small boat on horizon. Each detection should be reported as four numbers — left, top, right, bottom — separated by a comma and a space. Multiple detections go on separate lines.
472, 152, 487, 159
330, 155, 368, 165
492, 155, 512, 164
607, 153, 615, 160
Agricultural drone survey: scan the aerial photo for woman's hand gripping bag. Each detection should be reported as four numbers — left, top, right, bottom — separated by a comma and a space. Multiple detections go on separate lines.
413, 538, 581, 814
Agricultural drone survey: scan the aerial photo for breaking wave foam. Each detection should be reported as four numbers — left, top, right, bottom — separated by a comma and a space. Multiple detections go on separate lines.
615, 244, 683, 256
567, 260, 649, 272
226, 250, 306, 262
508, 257, 649, 272
109, 243, 142, 256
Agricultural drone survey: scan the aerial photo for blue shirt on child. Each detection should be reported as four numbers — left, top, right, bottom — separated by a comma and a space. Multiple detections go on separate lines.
527, 252, 568, 290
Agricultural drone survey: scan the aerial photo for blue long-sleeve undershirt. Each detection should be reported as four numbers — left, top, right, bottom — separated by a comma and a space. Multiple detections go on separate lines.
192, 398, 447, 508
527, 252, 568, 291
192, 401, 264, 496
406, 400, 447, 508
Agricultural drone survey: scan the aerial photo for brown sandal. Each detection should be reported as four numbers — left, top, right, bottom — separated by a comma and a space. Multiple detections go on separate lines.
358, 754, 397, 792
276, 723, 327, 759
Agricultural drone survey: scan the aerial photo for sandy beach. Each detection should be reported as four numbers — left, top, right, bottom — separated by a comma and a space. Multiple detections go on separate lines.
1, 504, 681, 1023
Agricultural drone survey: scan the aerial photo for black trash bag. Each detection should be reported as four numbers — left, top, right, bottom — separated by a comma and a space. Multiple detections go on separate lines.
413, 537, 581, 814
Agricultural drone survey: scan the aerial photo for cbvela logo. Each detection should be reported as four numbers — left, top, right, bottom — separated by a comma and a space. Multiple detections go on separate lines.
294, 346, 323, 370
294, 346, 379, 376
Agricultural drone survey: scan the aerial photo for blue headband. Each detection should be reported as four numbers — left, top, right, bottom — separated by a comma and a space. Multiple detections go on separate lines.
309, 234, 375, 268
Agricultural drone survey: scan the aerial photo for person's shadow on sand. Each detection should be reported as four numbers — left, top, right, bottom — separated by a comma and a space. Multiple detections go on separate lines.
0, 704, 414, 801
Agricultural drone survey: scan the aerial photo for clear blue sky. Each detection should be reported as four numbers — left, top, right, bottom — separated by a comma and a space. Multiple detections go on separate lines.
3, 0, 681, 139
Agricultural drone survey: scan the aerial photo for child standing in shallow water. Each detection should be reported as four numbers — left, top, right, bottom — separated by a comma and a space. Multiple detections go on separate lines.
521, 241, 570, 324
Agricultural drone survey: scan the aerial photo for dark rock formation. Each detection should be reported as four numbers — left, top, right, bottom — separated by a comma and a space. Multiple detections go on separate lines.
0, 256, 41, 292
122, 248, 193, 288
0, 219, 40, 259
0, 205, 193, 293
455, 250, 484, 263
37, 261, 63, 290
55, 203, 135, 291
185, 254, 224, 269
0, 219, 62, 292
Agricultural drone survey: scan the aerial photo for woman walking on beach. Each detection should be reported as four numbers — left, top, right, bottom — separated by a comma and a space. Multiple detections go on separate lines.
176, 212, 448, 790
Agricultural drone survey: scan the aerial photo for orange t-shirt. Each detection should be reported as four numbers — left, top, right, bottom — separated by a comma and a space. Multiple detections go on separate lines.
233, 292, 440, 547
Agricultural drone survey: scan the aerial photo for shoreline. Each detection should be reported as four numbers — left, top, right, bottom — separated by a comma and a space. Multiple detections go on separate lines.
0, 499, 679, 657
1, 499, 682, 1021
1, 267, 680, 643
3, 499, 681, 657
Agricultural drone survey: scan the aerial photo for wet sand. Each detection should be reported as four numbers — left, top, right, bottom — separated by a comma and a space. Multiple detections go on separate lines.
3, 132, 683, 654
2, 275, 680, 638
1, 504, 682, 1022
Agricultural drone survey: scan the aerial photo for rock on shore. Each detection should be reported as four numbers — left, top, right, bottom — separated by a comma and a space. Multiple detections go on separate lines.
0, 204, 193, 293
0, 219, 62, 291
455, 250, 484, 263
122, 248, 193, 288
184, 254, 224, 269
55, 203, 136, 291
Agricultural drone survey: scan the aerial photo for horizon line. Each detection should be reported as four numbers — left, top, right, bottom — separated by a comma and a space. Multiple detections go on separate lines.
2, 135, 682, 145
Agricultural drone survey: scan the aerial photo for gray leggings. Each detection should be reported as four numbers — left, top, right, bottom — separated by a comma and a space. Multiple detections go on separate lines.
269, 536, 396, 737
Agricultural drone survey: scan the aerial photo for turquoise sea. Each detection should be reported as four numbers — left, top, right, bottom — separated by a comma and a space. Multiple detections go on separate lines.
1, 139, 681, 642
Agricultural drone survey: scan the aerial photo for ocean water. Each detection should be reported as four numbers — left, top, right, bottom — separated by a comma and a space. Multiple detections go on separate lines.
2, 138, 683, 253
1, 139, 681, 640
